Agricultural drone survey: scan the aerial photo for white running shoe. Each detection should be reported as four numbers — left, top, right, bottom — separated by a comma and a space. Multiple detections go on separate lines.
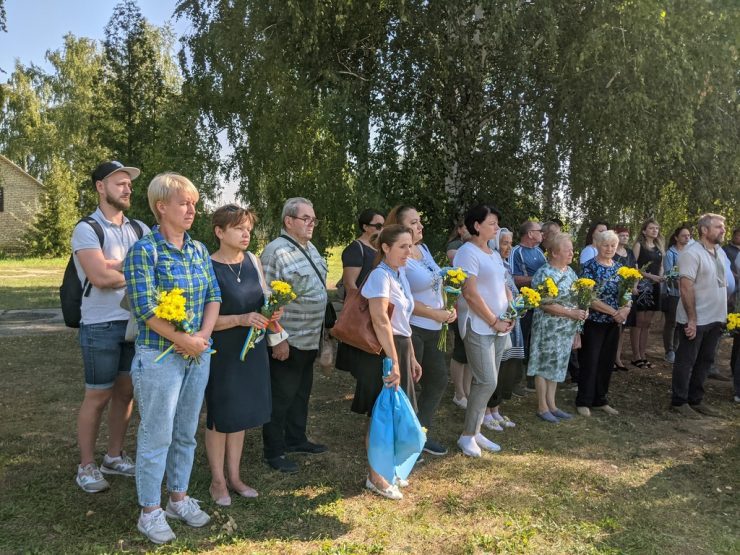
138, 509, 176, 544
101, 451, 135, 476
165, 496, 211, 527
75, 463, 110, 493
474, 433, 501, 453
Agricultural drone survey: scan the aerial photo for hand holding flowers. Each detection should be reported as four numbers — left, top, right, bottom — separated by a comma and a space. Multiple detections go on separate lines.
240, 280, 297, 360
569, 277, 596, 332
154, 288, 216, 363
437, 267, 467, 351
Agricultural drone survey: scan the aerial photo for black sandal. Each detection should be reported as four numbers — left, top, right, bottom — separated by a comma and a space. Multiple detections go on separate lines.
643, 360, 654, 369
614, 364, 628, 372
631, 360, 647, 369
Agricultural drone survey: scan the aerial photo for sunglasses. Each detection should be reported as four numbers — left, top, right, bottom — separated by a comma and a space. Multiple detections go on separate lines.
365, 222, 384, 230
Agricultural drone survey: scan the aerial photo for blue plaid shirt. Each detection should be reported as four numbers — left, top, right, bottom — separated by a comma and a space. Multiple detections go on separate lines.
123, 226, 221, 350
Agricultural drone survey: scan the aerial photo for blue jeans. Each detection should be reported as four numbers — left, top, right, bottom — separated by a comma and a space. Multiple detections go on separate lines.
131, 346, 211, 507
79, 320, 133, 389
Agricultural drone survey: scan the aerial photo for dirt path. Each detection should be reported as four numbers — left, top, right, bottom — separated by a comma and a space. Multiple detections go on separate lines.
0, 309, 72, 337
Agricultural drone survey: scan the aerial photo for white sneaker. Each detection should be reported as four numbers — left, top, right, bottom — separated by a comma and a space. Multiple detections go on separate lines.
138, 509, 176, 544
452, 396, 468, 409
365, 477, 403, 500
457, 435, 482, 457
101, 451, 135, 476
394, 476, 409, 488
492, 413, 516, 428
165, 496, 211, 527
482, 415, 503, 431
474, 433, 501, 453
76, 463, 110, 493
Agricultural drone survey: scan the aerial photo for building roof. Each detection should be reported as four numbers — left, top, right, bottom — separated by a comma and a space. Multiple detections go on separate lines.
0, 153, 44, 189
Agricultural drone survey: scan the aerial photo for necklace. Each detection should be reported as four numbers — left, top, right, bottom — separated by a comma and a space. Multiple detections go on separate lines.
224, 260, 244, 282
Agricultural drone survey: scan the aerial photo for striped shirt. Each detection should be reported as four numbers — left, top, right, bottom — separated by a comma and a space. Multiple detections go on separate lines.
260, 233, 328, 350
123, 226, 221, 350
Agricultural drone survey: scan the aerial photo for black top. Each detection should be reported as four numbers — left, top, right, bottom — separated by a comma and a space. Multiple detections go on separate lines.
341, 239, 376, 287
206, 256, 271, 433
636, 243, 662, 275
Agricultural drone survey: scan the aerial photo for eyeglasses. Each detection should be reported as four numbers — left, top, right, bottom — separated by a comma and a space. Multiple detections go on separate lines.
365, 223, 383, 230
290, 215, 319, 226
530, 228, 543, 233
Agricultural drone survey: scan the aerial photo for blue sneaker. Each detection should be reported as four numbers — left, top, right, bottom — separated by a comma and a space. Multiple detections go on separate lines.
537, 411, 559, 423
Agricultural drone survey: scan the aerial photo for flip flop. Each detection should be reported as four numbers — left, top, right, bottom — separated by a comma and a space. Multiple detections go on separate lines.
631, 360, 647, 369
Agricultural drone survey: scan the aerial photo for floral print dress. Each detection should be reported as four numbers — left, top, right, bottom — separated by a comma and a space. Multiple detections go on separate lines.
527, 264, 579, 382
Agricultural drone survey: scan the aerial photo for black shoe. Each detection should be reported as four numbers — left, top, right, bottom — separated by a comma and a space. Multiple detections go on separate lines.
265, 455, 299, 473
285, 441, 329, 455
422, 439, 448, 456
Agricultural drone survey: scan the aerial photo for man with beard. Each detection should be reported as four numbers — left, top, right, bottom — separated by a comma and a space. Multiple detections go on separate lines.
671, 213, 728, 418
72, 161, 150, 492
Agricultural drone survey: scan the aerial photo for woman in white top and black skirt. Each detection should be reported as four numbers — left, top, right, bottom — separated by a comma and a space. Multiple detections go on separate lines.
354, 224, 422, 500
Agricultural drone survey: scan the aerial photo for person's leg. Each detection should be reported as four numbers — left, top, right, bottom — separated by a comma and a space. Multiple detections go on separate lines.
545, 380, 558, 412
263, 346, 303, 459
687, 324, 723, 406
166, 354, 211, 502
630, 324, 641, 362
615, 326, 626, 367
577, 321, 603, 407
131, 348, 182, 511
594, 323, 620, 407
107, 373, 134, 458
535, 376, 549, 413
78, 389, 114, 466
671, 324, 701, 406
414, 327, 449, 431
663, 297, 678, 355
205, 428, 228, 499
450, 360, 467, 402
639, 312, 654, 361
462, 331, 498, 436
285, 348, 318, 448
225, 431, 256, 495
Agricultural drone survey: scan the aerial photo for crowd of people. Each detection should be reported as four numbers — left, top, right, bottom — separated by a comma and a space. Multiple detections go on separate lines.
71, 160, 739, 544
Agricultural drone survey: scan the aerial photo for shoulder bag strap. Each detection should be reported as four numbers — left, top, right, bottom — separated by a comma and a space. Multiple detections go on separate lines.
280, 234, 328, 291
247, 251, 270, 297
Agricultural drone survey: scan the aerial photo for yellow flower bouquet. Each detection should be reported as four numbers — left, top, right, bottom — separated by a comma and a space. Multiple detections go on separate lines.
616, 266, 642, 307
437, 267, 468, 351
240, 280, 297, 361
569, 277, 597, 332
725, 313, 740, 336
154, 288, 216, 363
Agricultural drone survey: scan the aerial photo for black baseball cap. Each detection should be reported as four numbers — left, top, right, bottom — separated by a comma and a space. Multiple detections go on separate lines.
91, 161, 141, 186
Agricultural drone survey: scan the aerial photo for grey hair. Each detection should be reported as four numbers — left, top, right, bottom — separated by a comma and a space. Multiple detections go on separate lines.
281, 197, 313, 222
697, 213, 725, 237
549, 232, 573, 253
593, 229, 619, 246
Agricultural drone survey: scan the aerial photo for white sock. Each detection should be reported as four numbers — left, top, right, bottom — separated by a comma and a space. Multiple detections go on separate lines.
475, 433, 501, 452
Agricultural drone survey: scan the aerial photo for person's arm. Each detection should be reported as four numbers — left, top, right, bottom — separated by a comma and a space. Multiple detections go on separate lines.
368, 296, 402, 389
589, 299, 630, 324
412, 301, 456, 323
679, 276, 698, 339
541, 303, 588, 321
461, 275, 513, 334
342, 267, 362, 291
76, 249, 128, 288
446, 249, 458, 264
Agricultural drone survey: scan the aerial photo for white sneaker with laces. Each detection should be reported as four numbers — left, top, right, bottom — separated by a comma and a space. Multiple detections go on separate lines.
138, 509, 176, 544
474, 433, 502, 453
101, 451, 135, 476
482, 415, 503, 431
76, 463, 110, 493
165, 496, 211, 527
457, 435, 482, 457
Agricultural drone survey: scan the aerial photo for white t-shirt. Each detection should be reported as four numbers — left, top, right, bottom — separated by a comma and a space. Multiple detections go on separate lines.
676, 241, 728, 325
453, 242, 509, 338
580, 245, 597, 265
71, 208, 150, 325
361, 264, 414, 337
405, 244, 444, 331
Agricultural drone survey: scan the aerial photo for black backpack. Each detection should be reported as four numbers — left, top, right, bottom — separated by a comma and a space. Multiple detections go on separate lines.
60, 217, 144, 328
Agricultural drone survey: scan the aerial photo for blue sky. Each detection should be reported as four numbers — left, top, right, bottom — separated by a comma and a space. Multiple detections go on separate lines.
0, 0, 185, 81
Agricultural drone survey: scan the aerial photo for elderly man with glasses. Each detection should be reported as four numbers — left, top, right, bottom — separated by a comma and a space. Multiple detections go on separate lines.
260, 197, 329, 473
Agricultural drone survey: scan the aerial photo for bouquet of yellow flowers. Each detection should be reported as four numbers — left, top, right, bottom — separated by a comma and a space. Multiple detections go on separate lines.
536, 276, 560, 301
240, 280, 297, 361
437, 267, 468, 351
616, 266, 642, 307
725, 313, 740, 336
154, 288, 216, 363
569, 277, 597, 332
500, 286, 542, 321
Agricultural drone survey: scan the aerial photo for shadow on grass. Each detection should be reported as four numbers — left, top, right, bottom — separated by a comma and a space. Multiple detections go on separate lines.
0, 285, 59, 310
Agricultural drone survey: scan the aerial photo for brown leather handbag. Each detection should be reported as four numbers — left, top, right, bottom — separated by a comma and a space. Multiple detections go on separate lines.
330, 286, 393, 355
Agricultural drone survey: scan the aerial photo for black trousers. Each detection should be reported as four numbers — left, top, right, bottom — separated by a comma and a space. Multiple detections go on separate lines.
262, 345, 318, 459
411, 326, 448, 431
671, 322, 722, 406
577, 320, 619, 407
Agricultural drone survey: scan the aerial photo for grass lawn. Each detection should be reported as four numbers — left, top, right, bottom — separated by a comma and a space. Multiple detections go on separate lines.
0, 325, 738, 553
0, 257, 67, 310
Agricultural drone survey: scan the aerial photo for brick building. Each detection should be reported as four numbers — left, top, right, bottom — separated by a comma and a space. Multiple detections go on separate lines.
0, 154, 43, 255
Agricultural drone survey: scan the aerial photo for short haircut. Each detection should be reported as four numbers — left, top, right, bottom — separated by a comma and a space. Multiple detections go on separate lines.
385, 205, 416, 227
212, 204, 258, 244
519, 220, 540, 237
594, 229, 619, 246
541, 221, 560, 235
372, 224, 412, 266
697, 213, 725, 237
464, 204, 501, 236
549, 232, 573, 253
281, 197, 313, 224
147, 173, 199, 223
357, 208, 384, 232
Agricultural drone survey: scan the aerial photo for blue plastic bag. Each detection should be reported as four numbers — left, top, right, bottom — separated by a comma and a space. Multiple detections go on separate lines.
367, 358, 426, 485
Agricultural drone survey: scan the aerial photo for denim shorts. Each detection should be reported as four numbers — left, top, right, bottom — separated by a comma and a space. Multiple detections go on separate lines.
79, 320, 134, 389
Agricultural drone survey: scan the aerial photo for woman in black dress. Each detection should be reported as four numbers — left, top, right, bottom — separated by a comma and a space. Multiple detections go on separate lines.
205, 205, 283, 506
630, 218, 664, 368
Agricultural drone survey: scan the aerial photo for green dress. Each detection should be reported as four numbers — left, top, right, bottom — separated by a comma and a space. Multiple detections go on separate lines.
527, 264, 579, 383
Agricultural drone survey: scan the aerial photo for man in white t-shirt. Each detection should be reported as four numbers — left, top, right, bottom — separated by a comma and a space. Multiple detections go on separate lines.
671, 213, 727, 418
72, 161, 150, 492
